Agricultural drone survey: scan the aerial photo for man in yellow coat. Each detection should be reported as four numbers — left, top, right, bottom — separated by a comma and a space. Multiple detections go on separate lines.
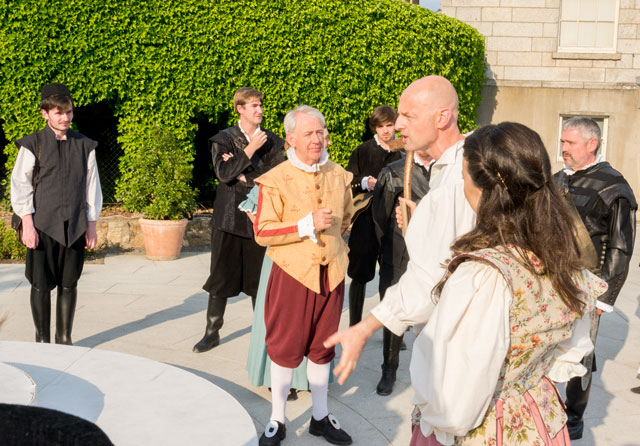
253, 105, 353, 446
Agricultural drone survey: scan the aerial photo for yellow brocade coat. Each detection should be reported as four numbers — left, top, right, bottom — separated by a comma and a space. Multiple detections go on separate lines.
254, 159, 353, 294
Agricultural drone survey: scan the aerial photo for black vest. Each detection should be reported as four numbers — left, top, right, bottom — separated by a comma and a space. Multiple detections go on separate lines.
15, 125, 98, 247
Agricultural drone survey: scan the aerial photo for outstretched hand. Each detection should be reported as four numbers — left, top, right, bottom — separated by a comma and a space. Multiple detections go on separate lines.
323, 315, 383, 385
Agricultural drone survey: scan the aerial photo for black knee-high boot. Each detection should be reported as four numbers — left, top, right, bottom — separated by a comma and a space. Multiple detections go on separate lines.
30, 286, 51, 343
55, 286, 77, 345
376, 327, 403, 396
565, 356, 595, 440
348, 280, 366, 326
192, 295, 227, 353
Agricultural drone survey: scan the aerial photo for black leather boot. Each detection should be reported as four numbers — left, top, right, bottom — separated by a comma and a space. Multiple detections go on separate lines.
55, 286, 77, 345
192, 295, 227, 353
30, 286, 51, 343
376, 328, 403, 396
565, 362, 593, 440
348, 280, 366, 326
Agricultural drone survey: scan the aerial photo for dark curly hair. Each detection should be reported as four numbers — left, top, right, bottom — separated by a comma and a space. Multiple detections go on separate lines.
436, 122, 586, 314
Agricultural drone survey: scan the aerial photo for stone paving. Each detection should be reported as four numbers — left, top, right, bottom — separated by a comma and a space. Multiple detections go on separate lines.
1, 238, 639, 445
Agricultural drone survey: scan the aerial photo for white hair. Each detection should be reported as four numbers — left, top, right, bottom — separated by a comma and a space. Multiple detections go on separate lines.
283, 105, 326, 134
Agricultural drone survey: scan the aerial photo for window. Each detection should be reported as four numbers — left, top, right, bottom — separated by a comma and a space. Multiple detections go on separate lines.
558, 0, 619, 53
557, 115, 608, 163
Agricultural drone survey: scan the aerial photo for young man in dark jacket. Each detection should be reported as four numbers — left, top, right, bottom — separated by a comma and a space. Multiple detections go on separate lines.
194, 87, 285, 353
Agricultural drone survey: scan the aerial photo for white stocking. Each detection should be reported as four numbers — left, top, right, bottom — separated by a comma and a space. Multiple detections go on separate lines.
270, 362, 294, 424
307, 359, 330, 421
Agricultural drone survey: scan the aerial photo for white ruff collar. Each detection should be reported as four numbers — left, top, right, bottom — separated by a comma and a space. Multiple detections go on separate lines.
287, 147, 329, 172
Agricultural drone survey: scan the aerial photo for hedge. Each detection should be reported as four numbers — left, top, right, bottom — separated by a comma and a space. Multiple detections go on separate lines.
0, 0, 485, 209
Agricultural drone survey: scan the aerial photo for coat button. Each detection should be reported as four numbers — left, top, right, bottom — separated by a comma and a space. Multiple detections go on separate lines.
315, 184, 320, 190
314, 172, 319, 176
317, 198, 322, 204
318, 241, 325, 247
321, 256, 326, 262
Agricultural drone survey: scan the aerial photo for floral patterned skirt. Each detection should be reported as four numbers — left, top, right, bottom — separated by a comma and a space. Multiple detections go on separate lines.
410, 377, 571, 446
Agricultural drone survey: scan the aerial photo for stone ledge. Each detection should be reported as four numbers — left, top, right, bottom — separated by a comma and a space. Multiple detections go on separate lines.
0, 213, 212, 250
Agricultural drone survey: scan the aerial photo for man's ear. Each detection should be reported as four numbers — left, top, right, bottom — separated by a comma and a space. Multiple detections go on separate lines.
286, 133, 295, 148
587, 137, 599, 155
40, 109, 48, 120
436, 108, 452, 129
236, 104, 244, 115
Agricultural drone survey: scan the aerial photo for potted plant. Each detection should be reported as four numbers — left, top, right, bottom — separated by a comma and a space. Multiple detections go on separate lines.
116, 126, 198, 260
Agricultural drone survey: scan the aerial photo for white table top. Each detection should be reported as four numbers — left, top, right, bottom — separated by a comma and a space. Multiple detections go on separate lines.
0, 341, 257, 446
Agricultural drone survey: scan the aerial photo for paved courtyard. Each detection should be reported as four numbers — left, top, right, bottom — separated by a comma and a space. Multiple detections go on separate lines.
1, 237, 640, 445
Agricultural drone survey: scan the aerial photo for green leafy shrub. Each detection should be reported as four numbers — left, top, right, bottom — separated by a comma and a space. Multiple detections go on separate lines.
0, 221, 27, 260
116, 127, 197, 220
0, 0, 485, 203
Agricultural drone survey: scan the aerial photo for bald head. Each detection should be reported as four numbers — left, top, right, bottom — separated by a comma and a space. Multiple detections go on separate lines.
402, 76, 459, 118
395, 76, 462, 159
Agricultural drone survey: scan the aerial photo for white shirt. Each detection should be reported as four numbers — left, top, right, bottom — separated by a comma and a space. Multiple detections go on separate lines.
371, 138, 476, 335
410, 260, 594, 445
11, 145, 102, 221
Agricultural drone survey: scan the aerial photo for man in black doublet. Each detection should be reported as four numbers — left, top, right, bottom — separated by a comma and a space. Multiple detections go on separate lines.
345, 106, 402, 326
11, 83, 102, 345
554, 117, 637, 440
194, 87, 285, 353
369, 151, 432, 395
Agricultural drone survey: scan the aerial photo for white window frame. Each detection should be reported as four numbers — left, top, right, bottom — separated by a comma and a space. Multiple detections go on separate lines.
557, 0, 620, 54
557, 114, 608, 163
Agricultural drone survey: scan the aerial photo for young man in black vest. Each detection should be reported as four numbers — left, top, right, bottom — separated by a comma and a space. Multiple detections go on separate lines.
11, 83, 102, 345
193, 87, 285, 353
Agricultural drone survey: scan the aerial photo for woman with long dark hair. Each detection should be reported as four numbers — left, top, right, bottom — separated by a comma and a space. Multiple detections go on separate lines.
409, 122, 606, 445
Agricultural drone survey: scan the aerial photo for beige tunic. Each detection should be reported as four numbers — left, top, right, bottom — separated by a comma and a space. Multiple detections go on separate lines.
254, 159, 353, 293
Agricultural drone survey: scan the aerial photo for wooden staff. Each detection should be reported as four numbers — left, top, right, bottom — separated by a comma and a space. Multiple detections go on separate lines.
388, 139, 413, 236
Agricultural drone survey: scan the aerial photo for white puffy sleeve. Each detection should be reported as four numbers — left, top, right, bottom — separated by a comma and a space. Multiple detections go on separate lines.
86, 150, 103, 221
10, 147, 36, 217
410, 260, 511, 446
547, 268, 604, 382
546, 310, 594, 382
371, 182, 476, 335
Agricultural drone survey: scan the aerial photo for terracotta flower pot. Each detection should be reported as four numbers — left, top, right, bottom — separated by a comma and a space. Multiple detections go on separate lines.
138, 218, 188, 260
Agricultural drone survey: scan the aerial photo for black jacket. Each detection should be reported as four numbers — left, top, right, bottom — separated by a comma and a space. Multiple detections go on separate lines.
210, 125, 284, 237
346, 138, 402, 199
372, 156, 431, 290
554, 162, 637, 306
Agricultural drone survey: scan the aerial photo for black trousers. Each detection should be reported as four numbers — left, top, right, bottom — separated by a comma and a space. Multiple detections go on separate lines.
347, 209, 380, 283
202, 227, 265, 298
26, 229, 85, 291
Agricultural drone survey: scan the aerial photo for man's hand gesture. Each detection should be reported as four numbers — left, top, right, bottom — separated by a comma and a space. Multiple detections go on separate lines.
313, 208, 332, 231
244, 130, 267, 159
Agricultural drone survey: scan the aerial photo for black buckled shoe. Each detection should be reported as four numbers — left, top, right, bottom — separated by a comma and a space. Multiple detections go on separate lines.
309, 414, 352, 445
259, 421, 286, 446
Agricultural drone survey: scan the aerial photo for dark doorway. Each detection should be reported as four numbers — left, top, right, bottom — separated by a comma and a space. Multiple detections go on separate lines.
191, 110, 230, 208
73, 101, 122, 205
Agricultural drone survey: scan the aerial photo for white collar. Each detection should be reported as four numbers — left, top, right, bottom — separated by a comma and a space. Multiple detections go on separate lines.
286, 147, 330, 172
433, 138, 465, 168
414, 155, 434, 168
563, 154, 604, 176
238, 121, 261, 142
374, 134, 393, 152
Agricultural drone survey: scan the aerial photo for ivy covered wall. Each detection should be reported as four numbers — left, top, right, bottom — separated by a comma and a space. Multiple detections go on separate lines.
0, 0, 485, 206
